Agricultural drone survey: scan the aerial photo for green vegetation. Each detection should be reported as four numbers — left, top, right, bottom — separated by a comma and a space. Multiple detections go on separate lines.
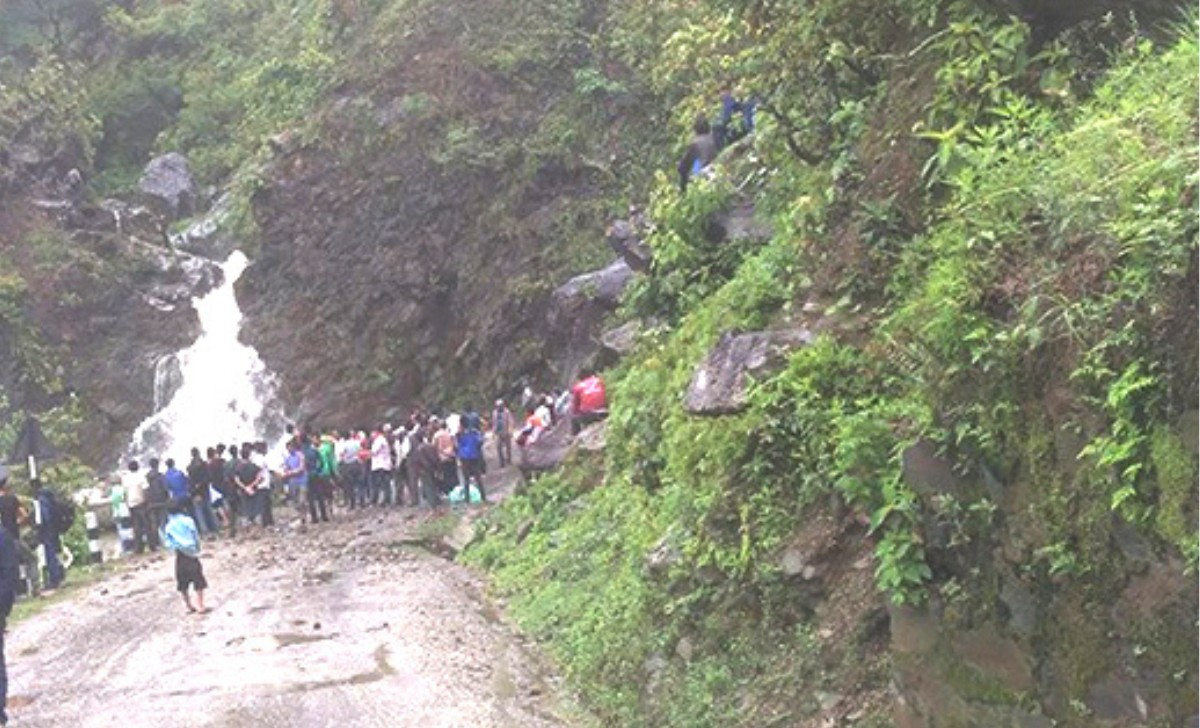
468, 4, 1197, 725
1, 0, 1195, 722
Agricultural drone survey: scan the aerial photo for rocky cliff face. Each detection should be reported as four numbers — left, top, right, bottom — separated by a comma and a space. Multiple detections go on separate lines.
0, 185, 209, 467
236, 0, 660, 425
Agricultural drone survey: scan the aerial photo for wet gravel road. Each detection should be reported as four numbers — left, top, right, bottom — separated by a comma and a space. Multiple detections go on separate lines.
5, 501, 573, 728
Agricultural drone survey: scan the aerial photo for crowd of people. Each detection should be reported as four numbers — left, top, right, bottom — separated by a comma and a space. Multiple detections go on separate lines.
109, 372, 610, 552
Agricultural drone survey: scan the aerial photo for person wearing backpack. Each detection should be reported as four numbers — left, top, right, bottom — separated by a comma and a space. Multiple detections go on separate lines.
34, 479, 66, 591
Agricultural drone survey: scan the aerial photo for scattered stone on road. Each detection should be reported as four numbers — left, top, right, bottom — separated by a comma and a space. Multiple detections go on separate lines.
7, 498, 576, 727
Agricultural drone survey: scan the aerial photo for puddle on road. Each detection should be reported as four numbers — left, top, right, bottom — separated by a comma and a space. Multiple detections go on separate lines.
303, 570, 335, 586
275, 632, 332, 648
225, 632, 334, 650
8, 695, 35, 708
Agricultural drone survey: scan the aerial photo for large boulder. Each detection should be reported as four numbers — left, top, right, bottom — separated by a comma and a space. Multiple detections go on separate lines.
139, 152, 197, 220
602, 320, 641, 355
706, 199, 773, 246
606, 218, 653, 272
685, 327, 814, 415
546, 258, 635, 383
553, 258, 633, 306
517, 424, 573, 475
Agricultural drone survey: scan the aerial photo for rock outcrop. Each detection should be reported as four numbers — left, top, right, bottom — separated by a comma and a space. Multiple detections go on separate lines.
685, 327, 814, 415
138, 153, 197, 220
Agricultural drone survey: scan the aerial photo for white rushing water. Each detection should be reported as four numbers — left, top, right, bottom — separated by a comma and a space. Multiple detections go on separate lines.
126, 250, 285, 465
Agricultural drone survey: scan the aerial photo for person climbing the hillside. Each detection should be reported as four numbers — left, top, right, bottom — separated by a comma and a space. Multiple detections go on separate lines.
678, 115, 718, 193
160, 499, 208, 615
456, 420, 487, 503
122, 460, 154, 553
492, 399, 514, 468
714, 85, 756, 150
570, 370, 608, 435
0, 470, 37, 598
34, 479, 65, 591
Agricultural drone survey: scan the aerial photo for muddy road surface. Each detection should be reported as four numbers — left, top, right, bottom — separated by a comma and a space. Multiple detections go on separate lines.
6, 503, 574, 727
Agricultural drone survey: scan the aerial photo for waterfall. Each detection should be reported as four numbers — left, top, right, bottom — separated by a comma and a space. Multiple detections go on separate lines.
126, 250, 285, 465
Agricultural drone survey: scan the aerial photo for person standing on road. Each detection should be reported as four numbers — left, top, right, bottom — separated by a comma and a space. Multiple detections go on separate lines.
302, 436, 330, 524
0, 510, 20, 726
236, 445, 264, 527
491, 399, 514, 468
206, 448, 228, 530
412, 430, 442, 511
34, 480, 64, 591
163, 459, 192, 525
337, 431, 362, 509
145, 458, 169, 539
252, 443, 274, 527
186, 448, 217, 535
283, 440, 309, 522
370, 428, 394, 506
456, 422, 487, 503
0, 471, 37, 598
318, 430, 338, 516
222, 444, 243, 537
160, 500, 208, 615
122, 461, 154, 553
433, 419, 458, 495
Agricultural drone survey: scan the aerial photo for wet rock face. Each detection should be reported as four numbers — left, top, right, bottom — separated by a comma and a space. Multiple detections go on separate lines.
684, 328, 814, 416
139, 152, 197, 220
0, 194, 204, 467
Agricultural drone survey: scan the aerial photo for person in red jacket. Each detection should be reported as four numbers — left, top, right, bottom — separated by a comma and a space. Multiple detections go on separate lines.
570, 370, 607, 435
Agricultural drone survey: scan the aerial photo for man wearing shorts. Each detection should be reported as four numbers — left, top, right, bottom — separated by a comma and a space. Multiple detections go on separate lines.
160, 500, 208, 615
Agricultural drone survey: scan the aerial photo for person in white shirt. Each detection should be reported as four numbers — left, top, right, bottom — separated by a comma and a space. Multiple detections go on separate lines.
122, 461, 156, 553
336, 432, 362, 509
251, 443, 274, 527
370, 429, 394, 506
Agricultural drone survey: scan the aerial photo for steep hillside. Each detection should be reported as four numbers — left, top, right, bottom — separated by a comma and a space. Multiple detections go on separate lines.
238, 0, 668, 422
466, 3, 1198, 727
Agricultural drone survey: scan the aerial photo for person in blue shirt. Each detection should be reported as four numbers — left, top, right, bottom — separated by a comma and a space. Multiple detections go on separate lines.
160, 500, 208, 615
163, 459, 190, 501
163, 458, 197, 523
456, 424, 487, 503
